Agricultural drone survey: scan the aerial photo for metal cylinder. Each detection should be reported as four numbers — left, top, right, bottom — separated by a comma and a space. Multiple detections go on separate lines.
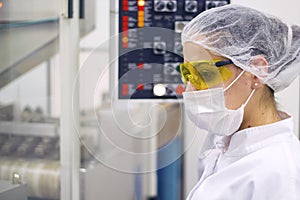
0, 158, 60, 199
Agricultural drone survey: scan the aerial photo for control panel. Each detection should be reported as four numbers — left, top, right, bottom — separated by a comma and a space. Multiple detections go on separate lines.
116, 0, 230, 100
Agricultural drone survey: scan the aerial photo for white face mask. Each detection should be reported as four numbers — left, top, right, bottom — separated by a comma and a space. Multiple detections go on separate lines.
183, 71, 255, 136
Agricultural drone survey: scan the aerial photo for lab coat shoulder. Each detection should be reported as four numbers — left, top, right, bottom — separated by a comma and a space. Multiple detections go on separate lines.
197, 135, 300, 200
245, 138, 300, 200
228, 135, 300, 200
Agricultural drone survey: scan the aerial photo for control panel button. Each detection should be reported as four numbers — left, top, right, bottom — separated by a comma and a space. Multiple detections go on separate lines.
155, 1, 165, 11
154, 42, 166, 54
176, 85, 185, 95
185, 1, 198, 13
206, 1, 216, 9
206, 1, 228, 10
154, 0, 177, 12
166, 1, 176, 11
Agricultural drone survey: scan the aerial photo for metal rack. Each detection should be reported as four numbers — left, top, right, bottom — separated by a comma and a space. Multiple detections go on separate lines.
0, 0, 95, 199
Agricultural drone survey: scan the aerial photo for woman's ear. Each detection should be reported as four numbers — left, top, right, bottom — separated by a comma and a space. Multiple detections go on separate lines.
251, 75, 263, 89
244, 71, 263, 89
249, 55, 269, 89
251, 55, 268, 67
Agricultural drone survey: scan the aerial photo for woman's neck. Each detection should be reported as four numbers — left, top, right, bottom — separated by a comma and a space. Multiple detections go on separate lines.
240, 98, 281, 130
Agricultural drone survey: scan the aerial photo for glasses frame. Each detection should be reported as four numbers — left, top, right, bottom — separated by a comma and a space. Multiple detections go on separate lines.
179, 59, 233, 68
179, 59, 234, 90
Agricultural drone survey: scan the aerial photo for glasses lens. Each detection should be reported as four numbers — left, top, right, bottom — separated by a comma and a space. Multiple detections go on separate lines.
180, 61, 232, 90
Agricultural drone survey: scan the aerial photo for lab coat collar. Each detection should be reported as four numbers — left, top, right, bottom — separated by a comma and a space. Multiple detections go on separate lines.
225, 115, 294, 156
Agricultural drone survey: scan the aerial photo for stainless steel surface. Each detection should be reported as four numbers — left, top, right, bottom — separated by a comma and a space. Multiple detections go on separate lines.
0, 0, 59, 22
0, 20, 59, 89
0, 158, 59, 199
0, 0, 95, 89
0, 121, 58, 137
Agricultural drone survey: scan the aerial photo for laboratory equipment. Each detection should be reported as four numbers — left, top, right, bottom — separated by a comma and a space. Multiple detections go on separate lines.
0, 106, 101, 199
0, 0, 95, 89
111, 0, 230, 100
0, 0, 96, 199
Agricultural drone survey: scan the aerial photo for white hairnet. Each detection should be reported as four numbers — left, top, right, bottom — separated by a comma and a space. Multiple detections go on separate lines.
182, 4, 300, 92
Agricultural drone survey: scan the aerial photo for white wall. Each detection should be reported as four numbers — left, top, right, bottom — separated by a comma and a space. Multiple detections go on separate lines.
232, 0, 300, 25
79, 0, 110, 111
0, 62, 49, 116
80, 0, 109, 50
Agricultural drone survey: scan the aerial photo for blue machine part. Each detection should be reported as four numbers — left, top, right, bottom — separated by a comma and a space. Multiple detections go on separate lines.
157, 136, 182, 200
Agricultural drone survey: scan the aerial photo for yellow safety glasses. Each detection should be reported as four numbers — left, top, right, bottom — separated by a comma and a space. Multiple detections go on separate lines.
179, 59, 233, 90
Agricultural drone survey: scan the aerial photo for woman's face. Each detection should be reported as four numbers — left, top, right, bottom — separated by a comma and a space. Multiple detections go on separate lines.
183, 42, 254, 110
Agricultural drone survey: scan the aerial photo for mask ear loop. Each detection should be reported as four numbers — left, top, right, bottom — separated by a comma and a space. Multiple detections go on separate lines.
224, 70, 245, 92
242, 82, 258, 106
243, 88, 256, 107
224, 70, 257, 107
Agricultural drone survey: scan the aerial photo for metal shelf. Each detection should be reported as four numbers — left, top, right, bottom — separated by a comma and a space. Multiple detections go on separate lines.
0, 0, 95, 89
0, 121, 58, 137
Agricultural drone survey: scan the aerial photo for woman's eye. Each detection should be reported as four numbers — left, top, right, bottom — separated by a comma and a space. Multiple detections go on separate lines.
200, 70, 215, 81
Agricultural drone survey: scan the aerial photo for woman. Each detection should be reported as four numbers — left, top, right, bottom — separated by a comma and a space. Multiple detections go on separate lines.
180, 4, 300, 199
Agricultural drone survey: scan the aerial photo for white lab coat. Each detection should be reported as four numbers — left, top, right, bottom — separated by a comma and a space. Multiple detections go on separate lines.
187, 115, 300, 200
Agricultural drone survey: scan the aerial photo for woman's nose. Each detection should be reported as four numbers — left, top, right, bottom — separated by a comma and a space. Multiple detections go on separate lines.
185, 82, 197, 92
